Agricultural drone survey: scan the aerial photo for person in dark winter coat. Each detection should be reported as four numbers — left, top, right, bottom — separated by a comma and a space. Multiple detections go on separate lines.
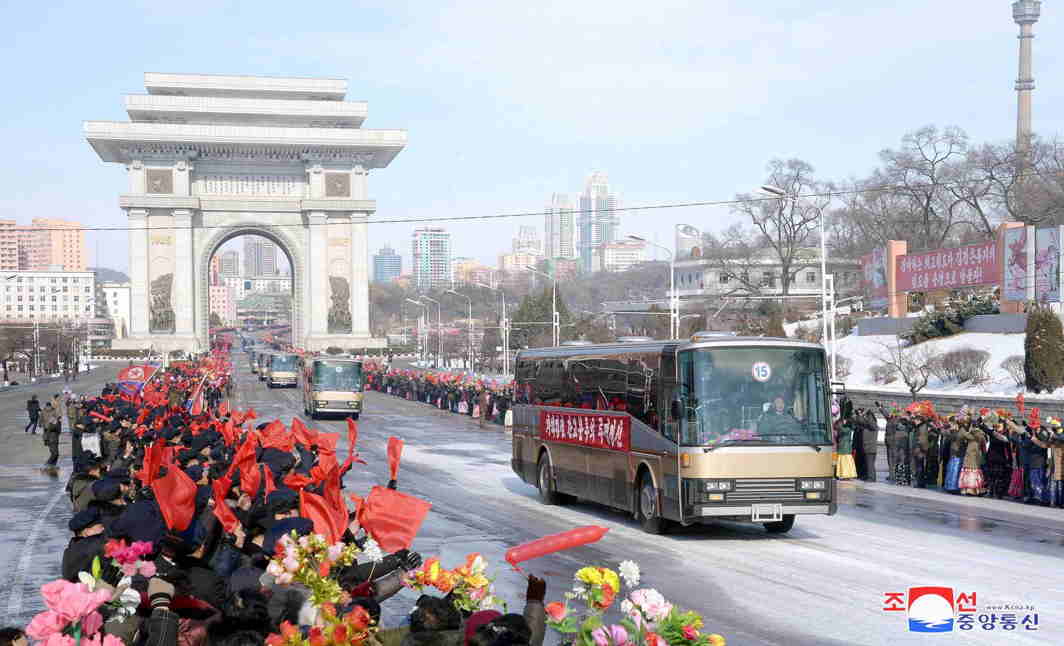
858, 409, 879, 482
61, 508, 108, 582
25, 395, 41, 434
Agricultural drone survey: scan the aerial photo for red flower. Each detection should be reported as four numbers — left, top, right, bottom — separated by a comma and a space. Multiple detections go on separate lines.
332, 624, 349, 643
345, 605, 372, 630
280, 622, 299, 640
308, 627, 326, 646
265, 634, 283, 646
682, 625, 699, 641
596, 583, 616, 610
319, 561, 332, 577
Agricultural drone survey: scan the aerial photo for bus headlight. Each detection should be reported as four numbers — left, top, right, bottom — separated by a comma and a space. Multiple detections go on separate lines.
704, 480, 732, 492
799, 479, 828, 491
317, 400, 329, 406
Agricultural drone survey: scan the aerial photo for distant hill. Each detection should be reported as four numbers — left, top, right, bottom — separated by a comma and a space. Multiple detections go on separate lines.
89, 267, 130, 283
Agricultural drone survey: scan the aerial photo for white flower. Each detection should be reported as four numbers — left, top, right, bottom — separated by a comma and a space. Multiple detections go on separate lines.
362, 538, 383, 563
78, 572, 97, 591
618, 560, 640, 588
326, 543, 344, 562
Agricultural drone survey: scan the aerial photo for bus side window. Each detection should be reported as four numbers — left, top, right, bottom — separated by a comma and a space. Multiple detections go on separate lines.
658, 352, 678, 442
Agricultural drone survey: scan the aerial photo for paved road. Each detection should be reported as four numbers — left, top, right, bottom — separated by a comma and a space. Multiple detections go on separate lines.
2, 360, 1063, 645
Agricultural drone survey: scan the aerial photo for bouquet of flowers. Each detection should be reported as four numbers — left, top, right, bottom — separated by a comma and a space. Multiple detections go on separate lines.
103, 539, 155, 578
266, 532, 364, 606
25, 579, 123, 646
266, 604, 374, 646
545, 561, 725, 646
403, 553, 504, 612
448, 553, 505, 612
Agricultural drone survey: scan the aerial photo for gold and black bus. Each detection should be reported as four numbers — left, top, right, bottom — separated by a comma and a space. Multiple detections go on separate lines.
301, 356, 365, 419
511, 334, 836, 534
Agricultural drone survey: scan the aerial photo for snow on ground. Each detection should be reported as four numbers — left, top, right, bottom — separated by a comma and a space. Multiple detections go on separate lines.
831, 332, 1047, 398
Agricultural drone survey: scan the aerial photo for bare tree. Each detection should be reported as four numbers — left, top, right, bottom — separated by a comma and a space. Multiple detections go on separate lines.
874, 337, 940, 401
731, 159, 830, 295
703, 224, 770, 296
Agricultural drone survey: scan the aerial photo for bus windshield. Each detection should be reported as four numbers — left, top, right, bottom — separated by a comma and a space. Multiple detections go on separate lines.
313, 361, 362, 391
271, 355, 299, 371
676, 346, 830, 447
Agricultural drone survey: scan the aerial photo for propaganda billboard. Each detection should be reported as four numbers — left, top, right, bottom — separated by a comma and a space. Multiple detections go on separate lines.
1035, 227, 1061, 302
895, 240, 998, 293
1004, 227, 1028, 302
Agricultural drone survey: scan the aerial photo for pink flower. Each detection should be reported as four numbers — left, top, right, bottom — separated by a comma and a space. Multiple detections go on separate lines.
42, 634, 76, 646
682, 625, 699, 641
592, 625, 630, 646
26, 610, 66, 640
130, 541, 154, 558
138, 561, 157, 578
282, 556, 300, 573
628, 589, 673, 623
37, 580, 111, 625
326, 544, 343, 562
544, 602, 567, 622
120, 562, 138, 577
81, 611, 103, 636
275, 572, 294, 585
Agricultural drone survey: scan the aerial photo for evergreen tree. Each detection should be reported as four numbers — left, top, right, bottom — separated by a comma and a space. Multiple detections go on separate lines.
1025, 303, 1064, 393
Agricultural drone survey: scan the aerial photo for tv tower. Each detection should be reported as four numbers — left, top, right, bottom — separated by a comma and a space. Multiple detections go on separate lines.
1013, 1, 1041, 155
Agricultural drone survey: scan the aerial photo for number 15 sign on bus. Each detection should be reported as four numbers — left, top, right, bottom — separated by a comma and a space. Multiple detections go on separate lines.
539, 410, 631, 451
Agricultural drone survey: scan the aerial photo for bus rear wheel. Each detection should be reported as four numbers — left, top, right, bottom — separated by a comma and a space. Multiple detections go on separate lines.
537, 456, 563, 505
763, 514, 795, 534
638, 476, 665, 534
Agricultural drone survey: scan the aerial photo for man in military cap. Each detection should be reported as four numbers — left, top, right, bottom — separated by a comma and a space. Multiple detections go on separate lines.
41, 402, 61, 474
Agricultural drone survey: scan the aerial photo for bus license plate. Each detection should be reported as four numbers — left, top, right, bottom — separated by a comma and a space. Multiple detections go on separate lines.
752, 504, 782, 522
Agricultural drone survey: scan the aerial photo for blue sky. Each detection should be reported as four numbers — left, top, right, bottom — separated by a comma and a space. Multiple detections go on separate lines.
1, 1, 1061, 273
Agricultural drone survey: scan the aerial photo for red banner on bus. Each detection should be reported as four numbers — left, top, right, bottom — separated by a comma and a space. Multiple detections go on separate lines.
539, 410, 631, 451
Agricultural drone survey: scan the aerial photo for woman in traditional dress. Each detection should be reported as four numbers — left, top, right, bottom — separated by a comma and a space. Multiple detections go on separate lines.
957, 415, 987, 496
835, 401, 857, 480
943, 417, 965, 494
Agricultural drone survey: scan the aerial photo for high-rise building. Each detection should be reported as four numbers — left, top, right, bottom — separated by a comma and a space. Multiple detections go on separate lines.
11, 219, 87, 272
209, 284, 237, 326
243, 237, 278, 277
513, 225, 542, 255
544, 193, 576, 259
0, 220, 19, 272
411, 227, 452, 290
218, 250, 239, 279
373, 245, 403, 283
577, 172, 619, 272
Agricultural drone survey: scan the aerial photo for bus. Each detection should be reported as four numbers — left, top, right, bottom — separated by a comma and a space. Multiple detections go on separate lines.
301, 356, 364, 419
265, 352, 300, 388
510, 334, 835, 535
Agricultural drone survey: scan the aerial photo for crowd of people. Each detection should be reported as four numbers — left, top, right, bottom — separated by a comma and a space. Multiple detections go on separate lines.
1, 348, 560, 646
834, 397, 1064, 506
363, 366, 514, 429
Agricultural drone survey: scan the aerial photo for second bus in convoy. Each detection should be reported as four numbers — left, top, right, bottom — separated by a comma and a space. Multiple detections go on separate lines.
265, 352, 300, 388
510, 333, 835, 534
301, 355, 365, 419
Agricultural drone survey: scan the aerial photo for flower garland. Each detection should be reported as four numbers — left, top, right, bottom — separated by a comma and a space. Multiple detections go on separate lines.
403, 553, 505, 612
265, 532, 364, 606
545, 561, 725, 646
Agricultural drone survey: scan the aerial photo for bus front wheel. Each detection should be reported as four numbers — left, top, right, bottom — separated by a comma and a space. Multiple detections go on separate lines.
764, 514, 795, 534
638, 476, 665, 535
537, 456, 563, 505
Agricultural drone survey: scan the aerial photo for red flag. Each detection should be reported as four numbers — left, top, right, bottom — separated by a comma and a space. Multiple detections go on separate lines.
387, 437, 404, 481
320, 463, 349, 538
284, 472, 313, 490
314, 432, 340, 455
211, 477, 239, 533
342, 418, 367, 470
300, 489, 344, 544
504, 526, 609, 570
292, 418, 317, 449
137, 442, 165, 486
89, 411, 113, 423
241, 460, 262, 497
358, 486, 431, 553
219, 420, 236, 447
152, 466, 198, 531
262, 465, 277, 497
260, 421, 294, 452
225, 434, 258, 481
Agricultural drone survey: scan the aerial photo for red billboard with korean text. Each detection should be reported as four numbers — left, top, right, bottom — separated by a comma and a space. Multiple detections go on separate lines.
895, 240, 998, 292
539, 410, 631, 451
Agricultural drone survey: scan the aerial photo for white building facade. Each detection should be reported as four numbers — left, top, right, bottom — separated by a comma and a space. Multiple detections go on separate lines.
1, 271, 96, 321
411, 227, 452, 290
99, 281, 131, 338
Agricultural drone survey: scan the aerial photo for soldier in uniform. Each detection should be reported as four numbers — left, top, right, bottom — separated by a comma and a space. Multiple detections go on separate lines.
877, 403, 897, 482
41, 402, 61, 474
66, 396, 83, 462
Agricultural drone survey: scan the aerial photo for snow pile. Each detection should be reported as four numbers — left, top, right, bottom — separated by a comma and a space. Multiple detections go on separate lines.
831, 332, 1049, 398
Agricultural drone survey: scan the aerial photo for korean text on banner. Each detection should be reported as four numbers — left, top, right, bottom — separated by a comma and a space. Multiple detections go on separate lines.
539, 410, 631, 451
895, 241, 999, 292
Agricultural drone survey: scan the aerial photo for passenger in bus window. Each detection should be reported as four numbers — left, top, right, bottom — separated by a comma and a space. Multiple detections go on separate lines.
758, 396, 801, 437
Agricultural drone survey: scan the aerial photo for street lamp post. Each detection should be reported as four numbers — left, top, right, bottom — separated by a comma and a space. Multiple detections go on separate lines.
628, 235, 677, 339
405, 298, 427, 366
524, 266, 559, 347
476, 282, 509, 376
759, 184, 834, 374
420, 295, 443, 369
446, 289, 474, 371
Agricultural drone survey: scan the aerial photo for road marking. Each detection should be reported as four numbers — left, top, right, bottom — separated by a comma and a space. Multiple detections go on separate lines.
4, 482, 65, 623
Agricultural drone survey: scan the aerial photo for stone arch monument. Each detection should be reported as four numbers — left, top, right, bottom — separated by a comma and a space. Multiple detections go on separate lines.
85, 73, 406, 352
